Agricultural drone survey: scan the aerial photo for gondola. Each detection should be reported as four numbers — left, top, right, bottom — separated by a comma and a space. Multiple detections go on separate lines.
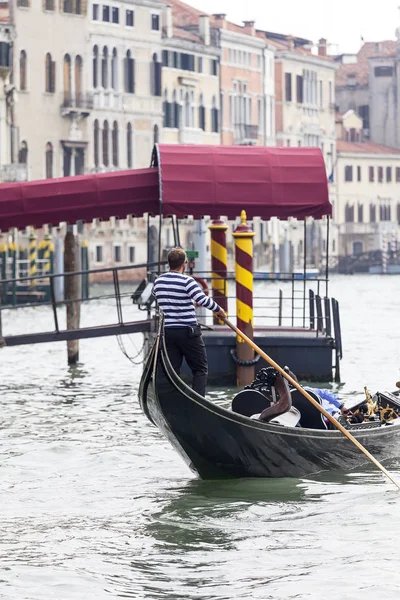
139, 315, 400, 479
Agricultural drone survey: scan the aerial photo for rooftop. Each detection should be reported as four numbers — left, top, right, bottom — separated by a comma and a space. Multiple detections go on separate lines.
337, 140, 400, 155
336, 41, 397, 87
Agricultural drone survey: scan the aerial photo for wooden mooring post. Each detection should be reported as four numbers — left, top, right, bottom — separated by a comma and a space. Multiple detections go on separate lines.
64, 228, 81, 365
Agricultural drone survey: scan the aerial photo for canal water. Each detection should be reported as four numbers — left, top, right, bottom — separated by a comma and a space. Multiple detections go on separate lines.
1, 274, 400, 599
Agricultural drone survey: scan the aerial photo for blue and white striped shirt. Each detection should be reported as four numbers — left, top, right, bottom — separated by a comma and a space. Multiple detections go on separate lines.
153, 272, 221, 327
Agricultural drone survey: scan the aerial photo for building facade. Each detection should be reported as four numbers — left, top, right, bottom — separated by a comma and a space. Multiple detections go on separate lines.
261, 34, 337, 174
12, 0, 91, 181
214, 15, 274, 147
335, 40, 398, 146
0, 2, 15, 181
335, 110, 400, 260
161, 5, 220, 145
88, 0, 164, 172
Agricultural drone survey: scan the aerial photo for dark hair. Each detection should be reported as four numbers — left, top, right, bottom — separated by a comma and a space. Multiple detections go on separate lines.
168, 247, 186, 270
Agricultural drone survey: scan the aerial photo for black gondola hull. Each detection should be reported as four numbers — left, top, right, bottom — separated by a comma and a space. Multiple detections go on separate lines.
139, 327, 400, 479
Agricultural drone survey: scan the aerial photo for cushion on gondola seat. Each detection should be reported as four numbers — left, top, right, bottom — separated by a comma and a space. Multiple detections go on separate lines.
231, 389, 271, 417
290, 388, 328, 430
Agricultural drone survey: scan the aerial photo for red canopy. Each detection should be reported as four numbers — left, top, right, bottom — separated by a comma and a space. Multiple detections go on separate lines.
0, 144, 331, 231
0, 168, 159, 230
152, 144, 331, 220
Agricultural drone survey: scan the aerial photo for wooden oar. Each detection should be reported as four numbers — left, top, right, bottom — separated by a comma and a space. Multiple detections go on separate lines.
223, 318, 400, 491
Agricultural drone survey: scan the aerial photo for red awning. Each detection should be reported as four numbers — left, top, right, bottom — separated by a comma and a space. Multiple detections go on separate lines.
0, 168, 159, 230
153, 144, 331, 220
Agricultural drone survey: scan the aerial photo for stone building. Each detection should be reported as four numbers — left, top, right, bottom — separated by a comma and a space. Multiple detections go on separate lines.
161, 2, 221, 145
0, 1, 15, 181
335, 40, 397, 144
88, 0, 164, 172
11, 0, 90, 181
334, 109, 400, 264
162, 0, 274, 147
258, 32, 337, 174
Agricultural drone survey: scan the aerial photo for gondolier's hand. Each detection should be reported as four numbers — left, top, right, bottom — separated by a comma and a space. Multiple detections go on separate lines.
216, 308, 227, 319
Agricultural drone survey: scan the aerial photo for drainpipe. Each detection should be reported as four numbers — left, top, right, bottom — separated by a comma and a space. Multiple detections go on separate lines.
262, 48, 266, 146
217, 28, 222, 145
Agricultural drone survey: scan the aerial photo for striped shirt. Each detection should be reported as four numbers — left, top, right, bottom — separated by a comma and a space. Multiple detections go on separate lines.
153, 272, 221, 327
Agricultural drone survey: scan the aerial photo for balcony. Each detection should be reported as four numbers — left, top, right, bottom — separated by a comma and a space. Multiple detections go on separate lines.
179, 127, 203, 145
93, 90, 124, 111
234, 124, 259, 145
60, 93, 94, 118
1, 164, 28, 182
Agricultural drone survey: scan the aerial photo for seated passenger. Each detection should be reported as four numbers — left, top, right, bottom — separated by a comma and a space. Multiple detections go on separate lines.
286, 367, 349, 423
257, 371, 292, 423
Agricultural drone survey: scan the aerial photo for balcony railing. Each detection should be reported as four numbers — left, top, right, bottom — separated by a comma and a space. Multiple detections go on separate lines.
1, 163, 28, 182
60, 93, 94, 116
234, 123, 259, 144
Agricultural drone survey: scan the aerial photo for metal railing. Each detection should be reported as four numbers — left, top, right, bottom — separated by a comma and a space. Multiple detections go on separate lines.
234, 123, 259, 143
0, 265, 341, 364
61, 92, 94, 112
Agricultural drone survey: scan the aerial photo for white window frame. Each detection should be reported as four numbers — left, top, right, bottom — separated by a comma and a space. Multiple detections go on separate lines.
125, 7, 134, 28
151, 12, 161, 33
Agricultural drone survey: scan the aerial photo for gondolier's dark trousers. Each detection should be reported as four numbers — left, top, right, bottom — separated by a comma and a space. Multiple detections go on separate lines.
164, 327, 208, 397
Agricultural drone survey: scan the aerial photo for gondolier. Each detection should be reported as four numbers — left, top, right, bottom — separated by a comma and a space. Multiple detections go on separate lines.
153, 247, 227, 397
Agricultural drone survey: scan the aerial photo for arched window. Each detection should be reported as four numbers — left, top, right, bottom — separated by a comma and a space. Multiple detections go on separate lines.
111, 48, 118, 90
45, 53, 55, 93
184, 92, 190, 128
18, 141, 28, 165
124, 50, 135, 93
93, 45, 99, 88
163, 89, 170, 128
45, 142, 53, 179
20, 50, 27, 91
172, 89, 179, 128
190, 90, 195, 127
75, 55, 83, 101
93, 120, 100, 168
127, 123, 133, 168
102, 120, 109, 166
211, 95, 219, 133
63, 54, 72, 101
153, 124, 159, 144
101, 46, 108, 89
151, 52, 162, 96
199, 93, 205, 131
112, 121, 119, 167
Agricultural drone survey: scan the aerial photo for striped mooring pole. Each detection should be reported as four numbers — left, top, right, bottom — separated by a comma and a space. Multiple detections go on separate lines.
232, 210, 255, 386
29, 231, 37, 286
208, 218, 228, 324
8, 240, 17, 306
43, 233, 54, 277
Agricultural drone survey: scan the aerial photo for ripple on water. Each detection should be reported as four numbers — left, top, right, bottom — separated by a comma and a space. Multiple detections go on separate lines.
2, 279, 400, 599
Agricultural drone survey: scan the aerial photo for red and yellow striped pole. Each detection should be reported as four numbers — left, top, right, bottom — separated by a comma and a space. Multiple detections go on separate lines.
208, 218, 228, 324
232, 210, 255, 386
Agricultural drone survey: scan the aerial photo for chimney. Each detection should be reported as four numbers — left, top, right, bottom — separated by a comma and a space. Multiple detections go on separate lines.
243, 20, 256, 36
199, 14, 210, 46
213, 13, 227, 29
163, 4, 173, 38
318, 38, 328, 57
287, 35, 295, 50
